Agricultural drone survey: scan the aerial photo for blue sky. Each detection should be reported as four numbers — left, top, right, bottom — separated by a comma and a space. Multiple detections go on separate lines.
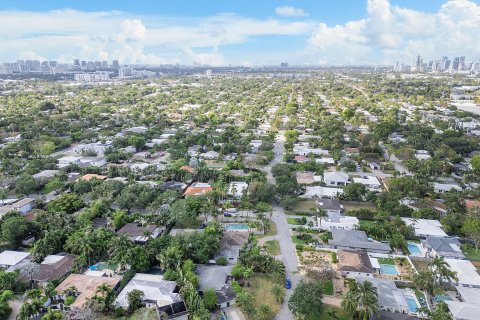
0, 0, 479, 65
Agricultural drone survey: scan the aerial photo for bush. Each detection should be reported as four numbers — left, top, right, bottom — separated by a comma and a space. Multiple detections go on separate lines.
296, 244, 304, 251
331, 252, 338, 263
64, 296, 75, 305
216, 256, 228, 266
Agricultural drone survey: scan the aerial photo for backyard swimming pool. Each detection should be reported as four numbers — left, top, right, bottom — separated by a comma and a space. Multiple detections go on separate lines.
408, 242, 422, 255
225, 223, 249, 230
380, 264, 399, 275
406, 296, 418, 312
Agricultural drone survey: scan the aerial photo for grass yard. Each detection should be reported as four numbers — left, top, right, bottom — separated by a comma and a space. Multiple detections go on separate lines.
378, 257, 395, 265
264, 219, 277, 236
263, 240, 281, 255
285, 200, 317, 214
292, 236, 308, 246
340, 200, 377, 212
323, 280, 334, 296
463, 247, 480, 261
287, 217, 305, 225
244, 274, 283, 320
320, 306, 352, 320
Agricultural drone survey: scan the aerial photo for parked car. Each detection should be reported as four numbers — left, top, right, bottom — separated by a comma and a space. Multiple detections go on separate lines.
285, 278, 291, 289
223, 213, 232, 217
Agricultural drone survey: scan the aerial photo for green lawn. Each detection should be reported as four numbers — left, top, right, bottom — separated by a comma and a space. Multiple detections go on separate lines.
378, 257, 395, 265
359, 220, 376, 228
463, 247, 480, 261
264, 240, 281, 255
287, 217, 305, 225
285, 200, 317, 214
320, 306, 352, 320
292, 236, 308, 246
322, 280, 334, 296
340, 200, 377, 212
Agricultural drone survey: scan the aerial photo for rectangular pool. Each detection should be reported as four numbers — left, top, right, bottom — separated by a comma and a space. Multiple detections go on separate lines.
408, 242, 422, 255
380, 264, 399, 275
225, 223, 249, 230
406, 296, 418, 312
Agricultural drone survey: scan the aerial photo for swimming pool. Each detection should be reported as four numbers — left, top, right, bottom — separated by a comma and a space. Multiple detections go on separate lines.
408, 242, 422, 255
380, 264, 399, 275
225, 223, 249, 230
406, 296, 418, 312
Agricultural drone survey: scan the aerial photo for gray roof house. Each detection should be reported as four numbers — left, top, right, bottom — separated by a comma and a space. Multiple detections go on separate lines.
329, 229, 391, 253
316, 198, 343, 214
422, 236, 465, 260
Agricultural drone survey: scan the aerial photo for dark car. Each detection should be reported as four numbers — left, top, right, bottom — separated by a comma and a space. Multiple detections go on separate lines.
285, 278, 292, 289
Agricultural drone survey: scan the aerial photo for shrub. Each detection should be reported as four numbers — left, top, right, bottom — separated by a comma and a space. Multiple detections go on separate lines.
331, 252, 338, 263
216, 256, 228, 266
64, 296, 75, 305
296, 244, 304, 251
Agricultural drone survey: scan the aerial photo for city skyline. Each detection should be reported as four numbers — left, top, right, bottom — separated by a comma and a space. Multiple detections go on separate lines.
1, 0, 480, 66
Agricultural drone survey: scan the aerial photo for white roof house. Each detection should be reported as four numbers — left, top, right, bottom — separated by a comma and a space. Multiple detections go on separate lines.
445, 259, 480, 288
115, 273, 182, 308
446, 287, 480, 320
315, 158, 335, 165
415, 150, 431, 160
293, 143, 329, 156
318, 213, 359, 231
323, 171, 349, 187
401, 218, 448, 238
352, 176, 382, 190
0, 251, 31, 270
228, 181, 248, 198
433, 182, 462, 193
57, 156, 82, 167
302, 186, 344, 199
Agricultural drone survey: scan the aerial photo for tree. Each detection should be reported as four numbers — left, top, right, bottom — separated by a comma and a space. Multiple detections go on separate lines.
471, 155, 480, 172
236, 291, 256, 318
313, 208, 328, 229
342, 280, 379, 320
340, 183, 367, 201
41, 309, 64, 320
429, 301, 453, 320
15, 175, 39, 196
0, 290, 14, 320
271, 283, 284, 304
428, 256, 457, 288
462, 217, 480, 252
127, 289, 144, 312
1, 216, 39, 249
288, 280, 324, 320
202, 288, 218, 311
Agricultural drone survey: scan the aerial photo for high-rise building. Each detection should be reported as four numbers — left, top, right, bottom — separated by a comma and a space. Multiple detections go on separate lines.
94, 61, 102, 69
118, 66, 133, 78
73, 59, 80, 66
112, 60, 119, 69
101, 61, 108, 69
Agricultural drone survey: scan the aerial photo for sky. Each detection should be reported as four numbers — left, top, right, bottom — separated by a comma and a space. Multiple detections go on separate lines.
0, 0, 479, 66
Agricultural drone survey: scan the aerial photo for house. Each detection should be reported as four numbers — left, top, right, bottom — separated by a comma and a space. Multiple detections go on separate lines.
126, 126, 148, 134
293, 143, 329, 156
318, 212, 359, 231
32, 170, 59, 182
446, 287, 480, 320
352, 175, 382, 191
315, 157, 335, 165
329, 229, 392, 253
31, 254, 76, 285
227, 181, 248, 199
116, 223, 163, 244
79, 174, 107, 181
465, 200, 480, 211
57, 156, 82, 168
160, 182, 188, 192
301, 186, 344, 199
401, 218, 448, 238
199, 150, 219, 160
415, 150, 431, 160
338, 250, 375, 278
389, 133, 407, 144
78, 156, 107, 168
296, 171, 318, 185
355, 276, 418, 315
317, 198, 343, 214
184, 183, 213, 196
401, 198, 448, 217
156, 301, 189, 320
444, 259, 480, 288
129, 162, 152, 172
215, 285, 236, 308
0, 250, 31, 271
421, 236, 465, 259
115, 273, 184, 310
323, 171, 349, 187
55, 274, 121, 316
294, 155, 308, 163
433, 182, 462, 193
0, 198, 35, 216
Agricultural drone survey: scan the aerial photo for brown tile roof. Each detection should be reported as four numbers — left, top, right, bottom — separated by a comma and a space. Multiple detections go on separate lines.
55, 274, 120, 309
338, 249, 375, 274
80, 174, 107, 181
183, 184, 213, 196
32, 254, 76, 283
465, 200, 480, 210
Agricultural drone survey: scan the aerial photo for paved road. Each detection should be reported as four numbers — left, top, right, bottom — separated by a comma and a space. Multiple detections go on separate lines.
263, 131, 300, 320
381, 144, 412, 176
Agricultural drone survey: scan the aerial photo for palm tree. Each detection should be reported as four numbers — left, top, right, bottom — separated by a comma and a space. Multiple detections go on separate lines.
341, 290, 357, 315
356, 281, 379, 320
313, 208, 328, 229
257, 304, 273, 320
236, 291, 256, 318
41, 308, 64, 320
428, 256, 457, 288
271, 283, 284, 303
327, 309, 339, 320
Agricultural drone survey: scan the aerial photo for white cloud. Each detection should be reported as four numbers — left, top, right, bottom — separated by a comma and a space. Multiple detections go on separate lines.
275, 6, 308, 17
0, 9, 314, 65
306, 0, 480, 65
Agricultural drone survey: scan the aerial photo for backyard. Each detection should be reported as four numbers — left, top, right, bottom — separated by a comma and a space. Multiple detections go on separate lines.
244, 274, 283, 320
340, 200, 377, 212
285, 200, 317, 215
263, 240, 280, 255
